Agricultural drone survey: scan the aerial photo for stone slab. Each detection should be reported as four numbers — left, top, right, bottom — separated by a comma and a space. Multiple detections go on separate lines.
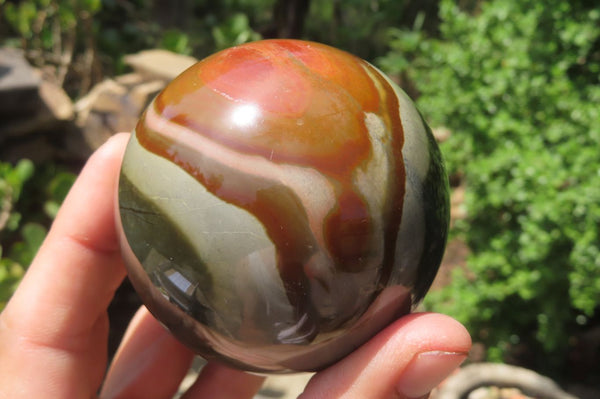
0, 47, 41, 116
124, 49, 197, 81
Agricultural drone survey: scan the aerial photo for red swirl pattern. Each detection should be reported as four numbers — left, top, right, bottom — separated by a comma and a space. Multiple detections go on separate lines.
135, 39, 407, 338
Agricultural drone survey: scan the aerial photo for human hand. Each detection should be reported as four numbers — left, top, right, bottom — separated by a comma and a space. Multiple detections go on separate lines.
0, 133, 471, 399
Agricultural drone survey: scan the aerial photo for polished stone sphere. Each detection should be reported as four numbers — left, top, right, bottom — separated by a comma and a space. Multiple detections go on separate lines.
117, 39, 449, 373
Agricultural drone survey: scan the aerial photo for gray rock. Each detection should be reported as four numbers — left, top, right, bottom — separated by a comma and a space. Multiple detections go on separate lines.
75, 76, 165, 150
0, 47, 41, 116
434, 363, 578, 399
39, 79, 74, 121
124, 49, 197, 81
0, 79, 75, 140
0, 47, 75, 147
75, 50, 198, 151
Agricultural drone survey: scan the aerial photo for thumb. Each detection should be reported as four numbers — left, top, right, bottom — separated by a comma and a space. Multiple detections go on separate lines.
300, 313, 471, 399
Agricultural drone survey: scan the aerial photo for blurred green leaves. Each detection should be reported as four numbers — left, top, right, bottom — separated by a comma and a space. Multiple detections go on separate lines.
0, 160, 35, 310
0, 161, 76, 310
213, 13, 261, 50
0, 160, 34, 232
2, 0, 99, 41
43, 171, 76, 219
3, 1, 38, 38
160, 29, 192, 55
379, 0, 600, 378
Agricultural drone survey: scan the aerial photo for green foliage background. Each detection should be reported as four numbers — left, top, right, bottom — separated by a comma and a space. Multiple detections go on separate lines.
0, 161, 76, 308
1, 0, 599, 381
379, 0, 600, 378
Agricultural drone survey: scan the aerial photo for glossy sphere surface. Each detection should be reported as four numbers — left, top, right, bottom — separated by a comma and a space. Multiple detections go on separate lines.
117, 39, 449, 373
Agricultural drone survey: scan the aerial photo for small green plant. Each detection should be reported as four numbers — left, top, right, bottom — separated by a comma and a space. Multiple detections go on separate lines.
379, 0, 600, 378
0, 160, 76, 310
1, 0, 102, 90
212, 13, 261, 51
0, 160, 34, 309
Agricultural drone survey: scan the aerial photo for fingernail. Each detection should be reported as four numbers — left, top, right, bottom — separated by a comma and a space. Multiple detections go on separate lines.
396, 351, 467, 398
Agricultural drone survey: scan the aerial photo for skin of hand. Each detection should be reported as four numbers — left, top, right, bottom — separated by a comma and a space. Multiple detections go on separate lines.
0, 133, 471, 399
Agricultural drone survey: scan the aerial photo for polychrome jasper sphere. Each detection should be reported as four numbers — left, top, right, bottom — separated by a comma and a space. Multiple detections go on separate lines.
117, 39, 449, 373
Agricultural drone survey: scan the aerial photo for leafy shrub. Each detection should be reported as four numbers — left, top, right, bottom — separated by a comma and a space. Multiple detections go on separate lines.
379, 0, 600, 377
0, 160, 76, 310
1, 0, 103, 93
212, 13, 261, 51
0, 160, 34, 309
0, 0, 270, 92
